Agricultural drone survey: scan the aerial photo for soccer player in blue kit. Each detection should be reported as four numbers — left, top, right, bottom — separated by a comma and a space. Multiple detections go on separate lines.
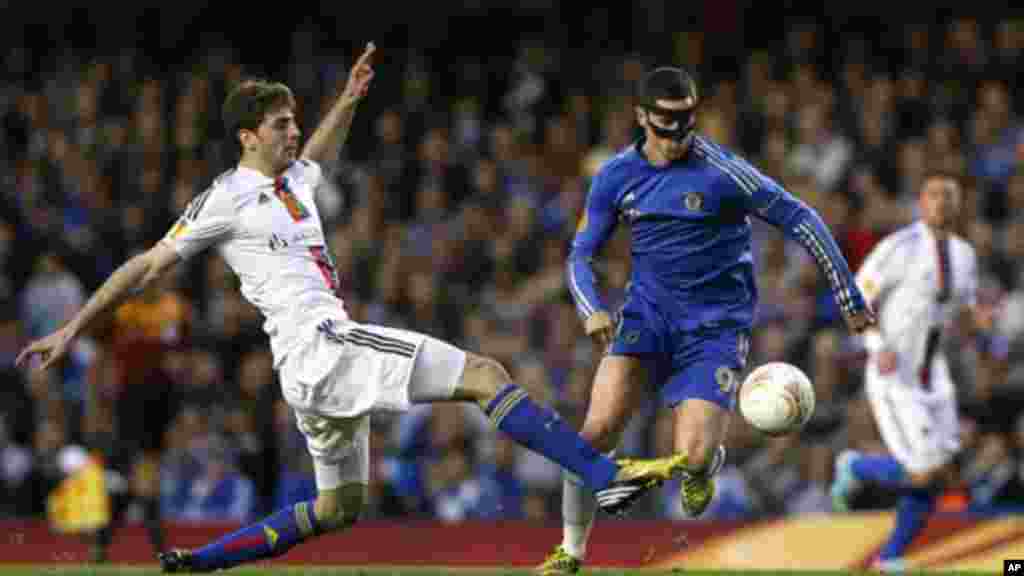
538, 67, 877, 574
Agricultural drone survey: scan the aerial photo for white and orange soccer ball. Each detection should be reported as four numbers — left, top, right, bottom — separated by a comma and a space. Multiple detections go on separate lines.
739, 362, 815, 436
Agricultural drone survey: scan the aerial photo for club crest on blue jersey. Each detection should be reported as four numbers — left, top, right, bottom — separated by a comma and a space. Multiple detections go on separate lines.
684, 190, 703, 211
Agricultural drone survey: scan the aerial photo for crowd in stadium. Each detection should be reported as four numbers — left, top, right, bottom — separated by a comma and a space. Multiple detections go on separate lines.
2, 14, 1023, 526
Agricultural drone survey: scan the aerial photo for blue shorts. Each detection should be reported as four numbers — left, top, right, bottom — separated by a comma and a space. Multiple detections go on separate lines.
610, 297, 751, 410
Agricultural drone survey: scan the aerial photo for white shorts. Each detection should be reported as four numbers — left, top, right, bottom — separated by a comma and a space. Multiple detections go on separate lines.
865, 355, 960, 474
280, 318, 467, 490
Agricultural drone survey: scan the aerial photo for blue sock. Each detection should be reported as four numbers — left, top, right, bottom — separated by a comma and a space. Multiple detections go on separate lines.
191, 500, 320, 571
879, 488, 935, 560
851, 454, 909, 490
484, 383, 618, 491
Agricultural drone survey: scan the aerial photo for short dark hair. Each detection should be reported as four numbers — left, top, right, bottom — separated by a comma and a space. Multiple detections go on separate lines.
222, 79, 296, 151
921, 167, 961, 189
637, 67, 699, 106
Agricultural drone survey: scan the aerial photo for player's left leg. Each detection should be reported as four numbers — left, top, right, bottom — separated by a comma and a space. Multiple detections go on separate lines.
409, 334, 687, 516
671, 399, 730, 516
159, 415, 369, 573
859, 449, 955, 572
661, 327, 749, 516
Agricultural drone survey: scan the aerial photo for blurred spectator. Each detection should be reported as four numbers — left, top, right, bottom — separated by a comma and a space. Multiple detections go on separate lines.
0, 413, 33, 518
173, 435, 256, 522
788, 99, 853, 193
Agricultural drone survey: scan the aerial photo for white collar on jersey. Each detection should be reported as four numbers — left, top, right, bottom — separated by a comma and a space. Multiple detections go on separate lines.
917, 219, 952, 243
236, 163, 295, 184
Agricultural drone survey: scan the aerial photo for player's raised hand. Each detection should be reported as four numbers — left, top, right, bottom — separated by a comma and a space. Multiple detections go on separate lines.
341, 42, 376, 105
584, 310, 615, 353
14, 326, 74, 373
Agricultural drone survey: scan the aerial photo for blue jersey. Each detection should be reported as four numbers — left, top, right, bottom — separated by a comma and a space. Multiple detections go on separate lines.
568, 135, 865, 332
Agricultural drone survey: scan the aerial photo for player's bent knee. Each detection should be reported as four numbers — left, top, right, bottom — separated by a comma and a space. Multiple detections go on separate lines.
675, 432, 717, 471
673, 399, 730, 471
455, 353, 511, 406
314, 483, 366, 532
687, 443, 716, 471
579, 416, 621, 452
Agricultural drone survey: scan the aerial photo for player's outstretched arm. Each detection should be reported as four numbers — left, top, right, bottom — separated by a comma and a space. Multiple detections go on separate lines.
15, 241, 181, 372
749, 178, 875, 333
567, 168, 620, 349
301, 42, 376, 166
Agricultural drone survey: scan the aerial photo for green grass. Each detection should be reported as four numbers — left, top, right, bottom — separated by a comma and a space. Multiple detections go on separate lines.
0, 567, 1001, 576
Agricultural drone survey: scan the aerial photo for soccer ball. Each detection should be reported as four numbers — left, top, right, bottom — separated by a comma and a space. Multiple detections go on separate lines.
739, 362, 815, 436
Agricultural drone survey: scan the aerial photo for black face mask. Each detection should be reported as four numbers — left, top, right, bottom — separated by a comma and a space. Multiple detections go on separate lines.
642, 104, 697, 142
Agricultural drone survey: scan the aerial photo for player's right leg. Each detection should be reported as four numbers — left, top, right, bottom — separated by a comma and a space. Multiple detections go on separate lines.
833, 366, 903, 510
839, 364, 960, 567
538, 295, 668, 574
832, 366, 953, 510
537, 354, 650, 574
159, 414, 369, 573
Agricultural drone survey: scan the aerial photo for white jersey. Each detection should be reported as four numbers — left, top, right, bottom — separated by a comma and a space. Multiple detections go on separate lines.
160, 159, 470, 491
161, 160, 348, 367
855, 220, 978, 383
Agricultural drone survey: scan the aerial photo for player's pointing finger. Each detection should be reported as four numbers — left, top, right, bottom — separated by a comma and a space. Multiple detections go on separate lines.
357, 42, 376, 66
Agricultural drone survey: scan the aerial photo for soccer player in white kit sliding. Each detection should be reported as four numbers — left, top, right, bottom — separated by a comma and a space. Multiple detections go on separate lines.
15, 44, 691, 573
830, 170, 995, 571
